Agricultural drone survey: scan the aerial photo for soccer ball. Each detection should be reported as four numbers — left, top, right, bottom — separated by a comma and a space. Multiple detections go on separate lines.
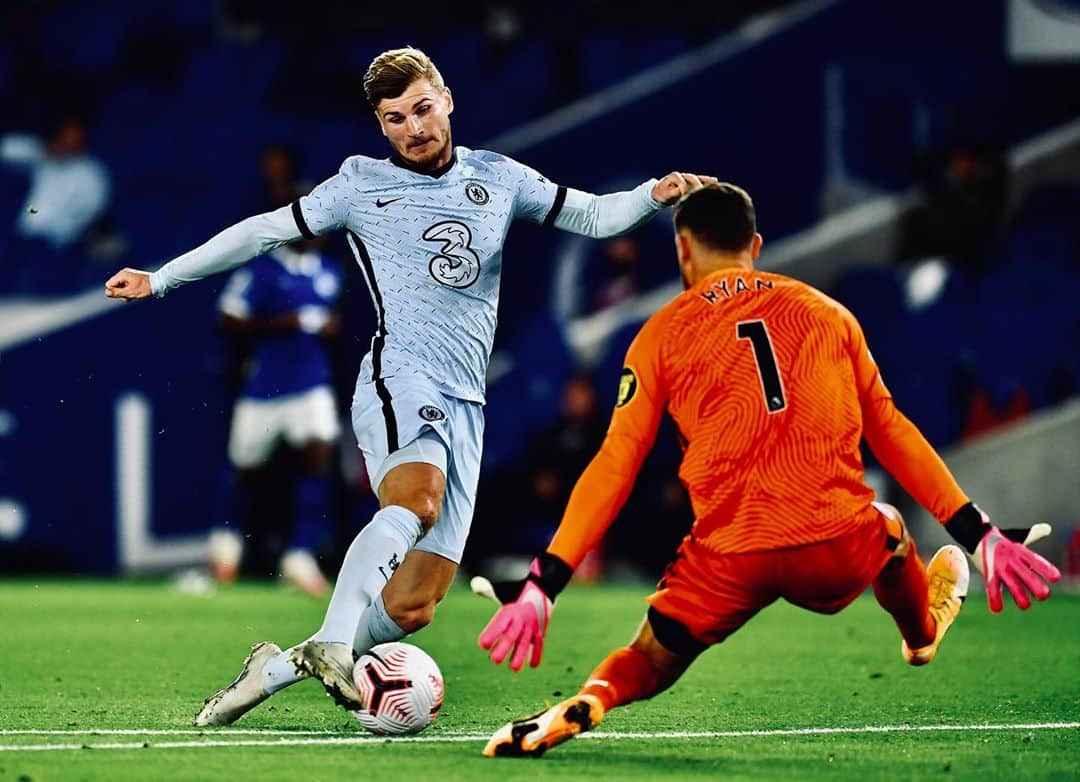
351, 642, 445, 735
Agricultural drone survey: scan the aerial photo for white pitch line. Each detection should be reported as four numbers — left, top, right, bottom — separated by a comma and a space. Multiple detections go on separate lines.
0, 722, 1076, 752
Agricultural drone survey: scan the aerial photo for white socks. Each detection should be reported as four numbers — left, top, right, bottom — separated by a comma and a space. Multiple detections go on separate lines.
260, 505, 422, 695
353, 593, 407, 654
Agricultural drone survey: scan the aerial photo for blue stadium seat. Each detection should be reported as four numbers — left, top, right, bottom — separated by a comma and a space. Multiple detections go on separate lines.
482, 312, 575, 471
831, 265, 906, 349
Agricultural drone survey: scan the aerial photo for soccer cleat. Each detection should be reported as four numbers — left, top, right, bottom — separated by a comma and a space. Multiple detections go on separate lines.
280, 549, 330, 598
482, 694, 605, 758
194, 641, 280, 726
902, 545, 969, 666
290, 641, 362, 710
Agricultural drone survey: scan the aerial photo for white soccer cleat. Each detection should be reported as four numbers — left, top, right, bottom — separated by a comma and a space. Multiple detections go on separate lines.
280, 549, 330, 598
289, 641, 362, 711
902, 545, 970, 666
195, 641, 280, 726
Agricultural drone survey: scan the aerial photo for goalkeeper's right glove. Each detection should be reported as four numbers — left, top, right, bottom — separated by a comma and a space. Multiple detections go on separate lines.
473, 552, 573, 671
945, 502, 1061, 613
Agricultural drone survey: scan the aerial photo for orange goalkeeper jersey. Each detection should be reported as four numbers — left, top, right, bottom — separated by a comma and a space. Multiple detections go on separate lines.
548, 267, 970, 566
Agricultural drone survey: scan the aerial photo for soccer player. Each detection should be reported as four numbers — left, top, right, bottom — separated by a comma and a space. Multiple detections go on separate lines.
103, 46, 714, 725
210, 236, 343, 597
478, 183, 1061, 757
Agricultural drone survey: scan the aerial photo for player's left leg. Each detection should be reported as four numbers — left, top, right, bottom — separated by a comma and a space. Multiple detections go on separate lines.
868, 505, 969, 665
483, 611, 701, 757
292, 392, 480, 711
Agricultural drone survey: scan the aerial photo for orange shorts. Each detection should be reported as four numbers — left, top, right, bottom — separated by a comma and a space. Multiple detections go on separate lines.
647, 504, 906, 651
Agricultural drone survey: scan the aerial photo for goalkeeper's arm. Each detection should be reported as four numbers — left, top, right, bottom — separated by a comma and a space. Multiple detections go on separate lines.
477, 314, 669, 668
851, 318, 1060, 611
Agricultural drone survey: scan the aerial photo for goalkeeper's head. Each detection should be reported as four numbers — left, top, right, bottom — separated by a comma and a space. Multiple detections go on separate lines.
672, 183, 763, 289
364, 47, 454, 174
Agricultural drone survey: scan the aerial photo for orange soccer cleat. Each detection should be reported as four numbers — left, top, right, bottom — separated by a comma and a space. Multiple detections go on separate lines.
483, 694, 605, 758
902, 545, 969, 666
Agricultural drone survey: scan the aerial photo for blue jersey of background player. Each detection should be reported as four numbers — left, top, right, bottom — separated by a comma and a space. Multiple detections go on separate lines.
209, 244, 343, 597
105, 46, 716, 726
220, 247, 342, 400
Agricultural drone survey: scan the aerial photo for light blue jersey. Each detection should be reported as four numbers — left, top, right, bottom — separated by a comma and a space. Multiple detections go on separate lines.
294, 146, 563, 406
148, 142, 663, 563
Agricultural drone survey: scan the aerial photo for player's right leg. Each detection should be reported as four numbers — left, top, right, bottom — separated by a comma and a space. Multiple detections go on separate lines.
195, 642, 281, 726
197, 458, 440, 725
285, 458, 442, 706
196, 382, 446, 725
483, 611, 701, 757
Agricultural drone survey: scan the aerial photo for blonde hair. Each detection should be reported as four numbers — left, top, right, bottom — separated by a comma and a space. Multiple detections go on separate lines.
363, 47, 445, 109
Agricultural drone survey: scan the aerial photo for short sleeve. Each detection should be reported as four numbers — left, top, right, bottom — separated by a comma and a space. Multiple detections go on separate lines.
294, 160, 356, 237
507, 158, 563, 225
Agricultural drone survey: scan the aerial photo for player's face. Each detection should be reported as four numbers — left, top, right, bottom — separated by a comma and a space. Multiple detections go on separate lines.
376, 79, 454, 171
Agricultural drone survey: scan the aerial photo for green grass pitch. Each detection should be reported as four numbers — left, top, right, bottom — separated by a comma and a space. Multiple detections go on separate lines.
0, 579, 1077, 781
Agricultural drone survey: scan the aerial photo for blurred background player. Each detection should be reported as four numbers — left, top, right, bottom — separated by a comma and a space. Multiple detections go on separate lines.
0, 114, 112, 295
104, 46, 715, 726
477, 184, 1061, 757
209, 226, 343, 597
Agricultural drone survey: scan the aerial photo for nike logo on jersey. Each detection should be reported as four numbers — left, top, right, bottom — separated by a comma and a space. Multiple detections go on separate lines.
375, 196, 405, 208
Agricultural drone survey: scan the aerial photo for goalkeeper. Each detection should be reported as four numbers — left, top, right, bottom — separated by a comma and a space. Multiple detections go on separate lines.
476, 183, 1061, 758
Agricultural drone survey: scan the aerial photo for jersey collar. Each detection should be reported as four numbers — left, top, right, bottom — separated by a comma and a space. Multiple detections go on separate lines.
389, 148, 458, 179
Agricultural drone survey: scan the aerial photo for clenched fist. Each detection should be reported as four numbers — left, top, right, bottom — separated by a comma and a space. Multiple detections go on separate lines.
105, 268, 153, 301
651, 172, 718, 205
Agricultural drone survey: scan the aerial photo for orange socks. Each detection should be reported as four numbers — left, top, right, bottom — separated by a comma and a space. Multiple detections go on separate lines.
580, 647, 661, 712
872, 543, 936, 649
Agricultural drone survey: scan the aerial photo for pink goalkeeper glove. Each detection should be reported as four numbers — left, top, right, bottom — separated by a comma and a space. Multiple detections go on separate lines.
946, 503, 1061, 613
477, 579, 552, 671
974, 525, 1061, 613
473, 552, 573, 671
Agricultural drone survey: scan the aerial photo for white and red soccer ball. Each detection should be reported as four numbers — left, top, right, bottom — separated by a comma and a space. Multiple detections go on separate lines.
351, 642, 445, 735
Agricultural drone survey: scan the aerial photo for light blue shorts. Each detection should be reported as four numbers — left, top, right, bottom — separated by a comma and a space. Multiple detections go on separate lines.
351, 374, 484, 565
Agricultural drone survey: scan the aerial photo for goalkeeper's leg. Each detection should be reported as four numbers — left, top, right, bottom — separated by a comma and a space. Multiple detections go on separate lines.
870, 505, 968, 664
483, 611, 699, 757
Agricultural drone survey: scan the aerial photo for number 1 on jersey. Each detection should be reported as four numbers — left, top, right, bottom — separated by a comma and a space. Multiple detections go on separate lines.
737, 320, 787, 413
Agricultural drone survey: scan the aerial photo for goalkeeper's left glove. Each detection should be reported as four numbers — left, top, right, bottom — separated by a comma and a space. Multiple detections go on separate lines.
945, 502, 1061, 613
473, 552, 573, 671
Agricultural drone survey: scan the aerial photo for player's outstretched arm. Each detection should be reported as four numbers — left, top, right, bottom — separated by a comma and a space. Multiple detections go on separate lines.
861, 397, 1061, 612
103, 204, 305, 302
552, 172, 716, 239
